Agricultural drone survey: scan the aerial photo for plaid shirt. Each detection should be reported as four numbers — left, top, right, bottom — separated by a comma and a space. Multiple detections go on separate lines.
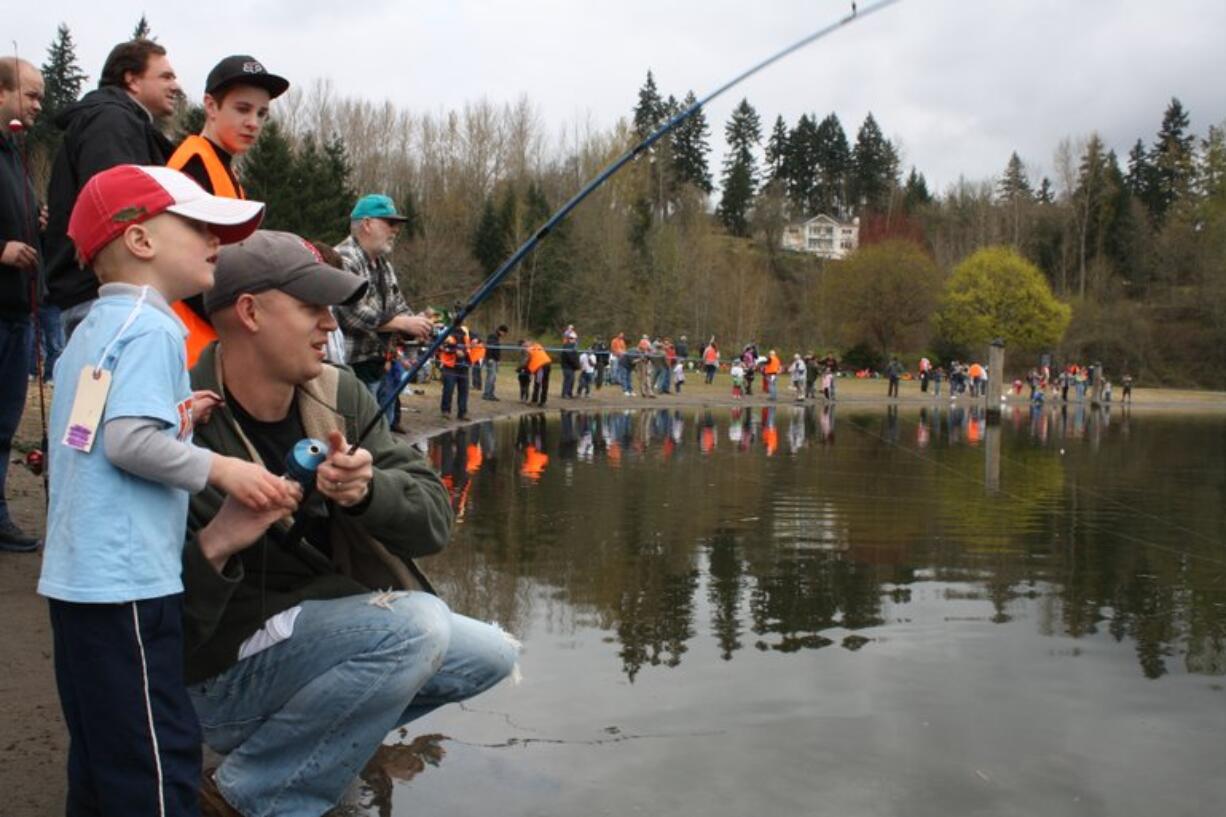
333, 235, 413, 364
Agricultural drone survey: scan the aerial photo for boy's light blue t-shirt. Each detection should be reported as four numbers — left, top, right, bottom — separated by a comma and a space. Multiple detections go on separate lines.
38, 289, 195, 604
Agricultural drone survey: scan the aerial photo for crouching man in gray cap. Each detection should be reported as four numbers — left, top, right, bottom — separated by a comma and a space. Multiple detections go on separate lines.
182, 231, 519, 817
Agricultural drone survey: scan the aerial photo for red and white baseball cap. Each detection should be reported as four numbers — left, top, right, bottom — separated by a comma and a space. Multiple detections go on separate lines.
68, 164, 265, 265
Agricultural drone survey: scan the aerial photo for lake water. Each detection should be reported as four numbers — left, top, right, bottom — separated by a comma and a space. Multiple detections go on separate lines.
362, 404, 1226, 817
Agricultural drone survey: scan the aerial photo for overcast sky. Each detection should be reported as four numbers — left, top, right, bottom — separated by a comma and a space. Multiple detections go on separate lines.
13, 0, 1225, 194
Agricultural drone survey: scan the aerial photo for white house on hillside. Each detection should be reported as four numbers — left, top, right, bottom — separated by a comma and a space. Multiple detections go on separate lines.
782, 214, 860, 260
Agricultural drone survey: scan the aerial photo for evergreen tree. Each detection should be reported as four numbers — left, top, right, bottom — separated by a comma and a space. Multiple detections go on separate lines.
723, 98, 761, 167
1199, 124, 1226, 204
848, 112, 897, 213
471, 197, 506, 275
717, 161, 755, 237
1147, 97, 1195, 221
132, 14, 153, 40
521, 182, 569, 330
813, 113, 851, 215
1073, 134, 1111, 296
396, 184, 424, 240
496, 184, 518, 251
1125, 138, 1152, 199
717, 99, 762, 237
998, 151, 1032, 202
783, 114, 819, 213
633, 70, 665, 139
1036, 177, 1055, 205
764, 115, 790, 182
32, 24, 89, 151
902, 167, 931, 210
672, 91, 712, 193
241, 119, 297, 225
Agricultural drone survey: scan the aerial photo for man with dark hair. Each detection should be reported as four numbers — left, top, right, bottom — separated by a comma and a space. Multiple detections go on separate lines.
43, 39, 181, 336
0, 57, 44, 552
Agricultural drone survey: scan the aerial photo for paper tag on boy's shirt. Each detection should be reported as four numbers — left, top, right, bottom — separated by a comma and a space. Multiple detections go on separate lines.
62, 367, 112, 453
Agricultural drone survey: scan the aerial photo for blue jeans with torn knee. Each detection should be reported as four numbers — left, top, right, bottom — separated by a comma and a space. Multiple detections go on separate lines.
188, 592, 519, 817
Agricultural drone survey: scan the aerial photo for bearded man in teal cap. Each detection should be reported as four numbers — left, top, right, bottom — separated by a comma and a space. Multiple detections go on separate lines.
334, 194, 434, 427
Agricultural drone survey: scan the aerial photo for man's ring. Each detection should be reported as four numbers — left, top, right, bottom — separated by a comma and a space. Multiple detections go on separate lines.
332, 480, 343, 489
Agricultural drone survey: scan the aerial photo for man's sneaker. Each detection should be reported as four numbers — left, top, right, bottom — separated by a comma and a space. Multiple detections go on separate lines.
0, 520, 39, 553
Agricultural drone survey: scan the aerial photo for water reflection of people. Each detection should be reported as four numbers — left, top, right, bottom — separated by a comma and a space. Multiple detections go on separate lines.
729, 408, 744, 445
788, 407, 806, 453
699, 410, 717, 455
761, 407, 778, 457
517, 414, 550, 481
819, 403, 835, 444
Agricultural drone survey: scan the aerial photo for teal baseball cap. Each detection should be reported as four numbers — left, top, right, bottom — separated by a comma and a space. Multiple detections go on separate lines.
350, 194, 407, 222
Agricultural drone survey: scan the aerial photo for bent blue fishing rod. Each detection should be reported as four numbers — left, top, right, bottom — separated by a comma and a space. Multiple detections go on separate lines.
278, 0, 903, 566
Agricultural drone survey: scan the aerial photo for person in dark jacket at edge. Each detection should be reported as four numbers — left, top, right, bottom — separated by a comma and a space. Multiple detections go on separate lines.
0, 57, 44, 552
182, 232, 518, 817
43, 38, 180, 338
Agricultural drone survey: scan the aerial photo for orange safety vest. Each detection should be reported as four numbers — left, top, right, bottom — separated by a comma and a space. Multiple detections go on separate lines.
168, 135, 244, 198
166, 135, 245, 367
438, 329, 470, 369
764, 354, 782, 376
610, 336, 626, 356
703, 345, 718, 365
527, 343, 551, 374
468, 338, 486, 365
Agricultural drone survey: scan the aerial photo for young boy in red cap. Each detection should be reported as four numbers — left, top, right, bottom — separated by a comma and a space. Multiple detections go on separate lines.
37, 164, 299, 816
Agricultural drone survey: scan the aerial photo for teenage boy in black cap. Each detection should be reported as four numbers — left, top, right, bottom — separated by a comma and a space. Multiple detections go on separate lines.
168, 55, 289, 367
169, 55, 288, 199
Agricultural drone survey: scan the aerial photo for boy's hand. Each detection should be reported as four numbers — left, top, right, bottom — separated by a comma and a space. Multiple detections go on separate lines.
316, 430, 374, 508
210, 456, 295, 511
191, 389, 223, 426
198, 483, 302, 572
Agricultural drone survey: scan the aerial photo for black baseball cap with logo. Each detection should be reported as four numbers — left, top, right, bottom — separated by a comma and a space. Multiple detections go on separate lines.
205, 55, 290, 99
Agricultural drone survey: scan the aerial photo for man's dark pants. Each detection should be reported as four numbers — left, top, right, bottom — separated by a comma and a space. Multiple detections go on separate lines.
0, 317, 31, 527
441, 367, 470, 417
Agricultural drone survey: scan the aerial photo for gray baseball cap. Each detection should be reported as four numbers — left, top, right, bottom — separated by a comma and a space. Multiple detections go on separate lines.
205, 230, 368, 314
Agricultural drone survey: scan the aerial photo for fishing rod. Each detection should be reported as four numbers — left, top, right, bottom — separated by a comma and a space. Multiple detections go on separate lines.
278, 0, 904, 562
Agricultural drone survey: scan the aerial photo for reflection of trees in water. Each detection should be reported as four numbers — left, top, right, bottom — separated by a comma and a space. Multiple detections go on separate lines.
706, 529, 744, 660
745, 549, 885, 652
427, 409, 1226, 681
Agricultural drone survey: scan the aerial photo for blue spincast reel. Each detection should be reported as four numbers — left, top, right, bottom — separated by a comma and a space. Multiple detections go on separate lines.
285, 438, 329, 486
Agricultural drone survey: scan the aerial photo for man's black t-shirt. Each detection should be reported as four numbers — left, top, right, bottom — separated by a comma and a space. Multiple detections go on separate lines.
224, 389, 333, 555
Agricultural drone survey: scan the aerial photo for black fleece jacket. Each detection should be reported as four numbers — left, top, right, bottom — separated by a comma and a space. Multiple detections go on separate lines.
0, 134, 40, 320
44, 86, 173, 310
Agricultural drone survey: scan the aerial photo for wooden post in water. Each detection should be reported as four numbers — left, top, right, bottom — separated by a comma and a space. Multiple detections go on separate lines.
987, 339, 1005, 419
985, 419, 1002, 494
1090, 361, 1104, 407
